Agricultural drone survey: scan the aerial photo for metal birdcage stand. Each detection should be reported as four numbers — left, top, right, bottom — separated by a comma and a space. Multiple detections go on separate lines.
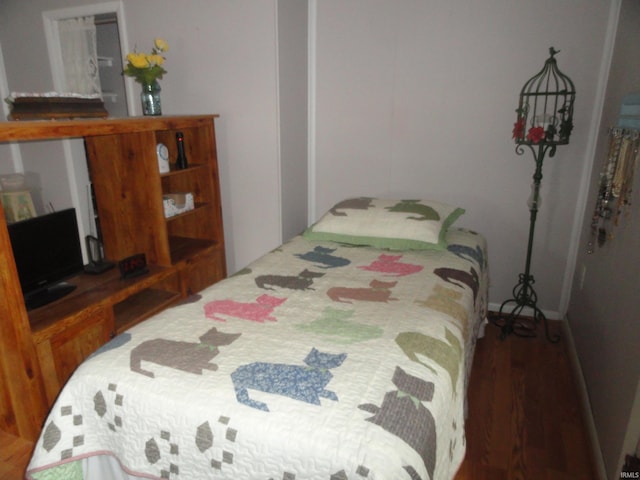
490, 47, 575, 343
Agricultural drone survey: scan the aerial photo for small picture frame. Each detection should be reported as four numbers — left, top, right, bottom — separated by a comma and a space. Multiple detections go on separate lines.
1, 190, 36, 223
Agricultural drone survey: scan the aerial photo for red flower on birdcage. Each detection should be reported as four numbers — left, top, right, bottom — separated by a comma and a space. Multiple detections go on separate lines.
526, 126, 545, 144
512, 117, 526, 140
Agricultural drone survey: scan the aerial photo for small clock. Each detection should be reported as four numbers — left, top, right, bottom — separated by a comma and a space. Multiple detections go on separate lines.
156, 143, 170, 173
118, 253, 149, 279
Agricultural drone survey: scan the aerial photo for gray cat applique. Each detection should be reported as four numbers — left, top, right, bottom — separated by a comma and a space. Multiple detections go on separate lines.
359, 366, 437, 479
130, 327, 241, 378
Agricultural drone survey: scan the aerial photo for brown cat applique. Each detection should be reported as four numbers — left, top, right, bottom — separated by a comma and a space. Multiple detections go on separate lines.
130, 327, 241, 378
327, 279, 398, 303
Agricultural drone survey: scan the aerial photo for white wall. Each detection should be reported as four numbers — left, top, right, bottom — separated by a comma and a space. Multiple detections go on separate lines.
0, 0, 283, 274
120, 0, 282, 273
1, 0, 615, 313
313, 0, 613, 316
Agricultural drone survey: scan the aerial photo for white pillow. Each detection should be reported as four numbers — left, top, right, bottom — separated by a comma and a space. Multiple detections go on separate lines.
303, 197, 464, 250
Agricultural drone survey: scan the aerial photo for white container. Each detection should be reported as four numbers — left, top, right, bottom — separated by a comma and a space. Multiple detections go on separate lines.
163, 192, 194, 218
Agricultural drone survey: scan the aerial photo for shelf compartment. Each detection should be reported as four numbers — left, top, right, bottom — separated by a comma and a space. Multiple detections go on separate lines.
161, 164, 212, 206
113, 287, 180, 334
163, 192, 196, 218
154, 125, 215, 172
164, 202, 208, 221
168, 235, 218, 264
160, 163, 209, 178
29, 265, 178, 338
165, 204, 219, 244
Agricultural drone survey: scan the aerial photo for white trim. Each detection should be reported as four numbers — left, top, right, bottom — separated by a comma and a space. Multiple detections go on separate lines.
274, 0, 283, 246
41, 1, 131, 260
0, 41, 8, 119
488, 302, 562, 321
42, 1, 132, 114
559, 0, 622, 317
307, 0, 317, 224
0, 40, 23, 172
561, 320, 607, 480
61, 140, 89, 259
113, 7, 135, 116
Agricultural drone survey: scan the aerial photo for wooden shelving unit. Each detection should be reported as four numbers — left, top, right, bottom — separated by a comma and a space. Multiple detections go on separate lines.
0, 115, 226, 441
113, 287, 180, 334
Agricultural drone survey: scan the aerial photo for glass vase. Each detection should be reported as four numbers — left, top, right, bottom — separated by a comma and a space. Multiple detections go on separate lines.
140, 80, 162, 116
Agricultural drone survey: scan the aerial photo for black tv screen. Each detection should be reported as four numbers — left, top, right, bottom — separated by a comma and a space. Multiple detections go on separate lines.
8, 208, 84, 310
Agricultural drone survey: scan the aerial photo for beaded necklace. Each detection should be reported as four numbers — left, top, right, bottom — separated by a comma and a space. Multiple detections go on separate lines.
588, 127, 639, 253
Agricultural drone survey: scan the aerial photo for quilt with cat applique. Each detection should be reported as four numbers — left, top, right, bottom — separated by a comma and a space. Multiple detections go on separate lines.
27, 228, 488, 480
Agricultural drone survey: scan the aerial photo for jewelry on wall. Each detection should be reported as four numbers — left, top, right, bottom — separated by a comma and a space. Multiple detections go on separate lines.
588, 127, 639, 253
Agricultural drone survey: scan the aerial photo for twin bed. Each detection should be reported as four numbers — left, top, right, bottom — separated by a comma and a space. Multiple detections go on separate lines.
26, 197, 488, 480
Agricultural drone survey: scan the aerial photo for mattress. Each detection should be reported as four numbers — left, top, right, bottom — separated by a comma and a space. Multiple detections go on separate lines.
26, 227, 488, 480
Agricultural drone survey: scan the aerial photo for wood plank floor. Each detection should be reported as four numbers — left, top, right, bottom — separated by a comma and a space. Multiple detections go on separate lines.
455, 320, 599, 480
2, 320, 598, 480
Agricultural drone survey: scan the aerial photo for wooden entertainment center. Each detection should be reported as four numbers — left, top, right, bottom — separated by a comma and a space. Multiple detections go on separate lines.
0, 115, 226, 442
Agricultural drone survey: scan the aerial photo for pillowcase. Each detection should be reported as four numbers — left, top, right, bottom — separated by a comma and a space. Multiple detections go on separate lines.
303, 197, 464, 250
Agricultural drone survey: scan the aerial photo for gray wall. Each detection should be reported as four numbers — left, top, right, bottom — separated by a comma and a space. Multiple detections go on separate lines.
568, 0, 640, 476
312, 0, 614, 318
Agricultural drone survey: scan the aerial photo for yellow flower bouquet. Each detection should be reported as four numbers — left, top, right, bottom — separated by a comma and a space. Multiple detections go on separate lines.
123, 38, 169, 85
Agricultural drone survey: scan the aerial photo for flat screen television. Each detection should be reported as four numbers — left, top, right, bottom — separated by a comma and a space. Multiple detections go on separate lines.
8, 208, 85, 310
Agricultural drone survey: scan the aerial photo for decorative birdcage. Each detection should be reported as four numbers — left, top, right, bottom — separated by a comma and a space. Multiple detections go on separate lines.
492, 47, 576, 344
512, 47, 576, 146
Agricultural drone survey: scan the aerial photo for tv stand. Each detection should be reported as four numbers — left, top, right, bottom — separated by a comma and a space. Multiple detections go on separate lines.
0, 116, 226, 442
24, 282, 76, 311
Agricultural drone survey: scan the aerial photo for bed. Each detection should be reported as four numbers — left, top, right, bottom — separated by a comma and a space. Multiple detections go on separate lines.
26, 197, 488, 480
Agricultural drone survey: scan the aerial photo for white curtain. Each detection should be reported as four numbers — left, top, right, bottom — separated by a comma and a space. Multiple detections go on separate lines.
58, 16, 101, 95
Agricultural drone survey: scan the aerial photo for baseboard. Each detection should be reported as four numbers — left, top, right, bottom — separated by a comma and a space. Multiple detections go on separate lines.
561, 320, 608, 480
487, 302, 562, 321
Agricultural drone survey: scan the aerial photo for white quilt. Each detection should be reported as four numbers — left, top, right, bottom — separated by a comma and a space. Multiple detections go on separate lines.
27, 228, 488, 480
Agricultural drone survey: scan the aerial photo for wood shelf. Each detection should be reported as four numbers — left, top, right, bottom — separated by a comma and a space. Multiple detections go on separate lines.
29, 265, 178, 342
168, 236, 219, 263
114, 287, 181, 334
160, 162, 209, 178
0, 115, 226, 441
164, 202, 209, 222
0, 115, 219, 142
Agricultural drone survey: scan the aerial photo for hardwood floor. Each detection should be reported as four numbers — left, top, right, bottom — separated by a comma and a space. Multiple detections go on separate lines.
455, 320, 599, 480
2, 320, 598, 480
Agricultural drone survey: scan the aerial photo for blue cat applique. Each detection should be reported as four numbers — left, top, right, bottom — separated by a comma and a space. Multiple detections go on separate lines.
230, 348, 347, 412
447, 242, 486, 272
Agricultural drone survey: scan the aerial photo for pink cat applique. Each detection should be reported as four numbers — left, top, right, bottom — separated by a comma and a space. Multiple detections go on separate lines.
204, 294, 287, 322
358, 254, 424, 277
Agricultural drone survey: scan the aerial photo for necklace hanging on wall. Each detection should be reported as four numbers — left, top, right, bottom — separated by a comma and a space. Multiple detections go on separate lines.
588, 127, 639, 253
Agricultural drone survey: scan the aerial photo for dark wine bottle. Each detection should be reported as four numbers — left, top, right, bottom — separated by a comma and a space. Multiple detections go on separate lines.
175, 132, 188, 170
